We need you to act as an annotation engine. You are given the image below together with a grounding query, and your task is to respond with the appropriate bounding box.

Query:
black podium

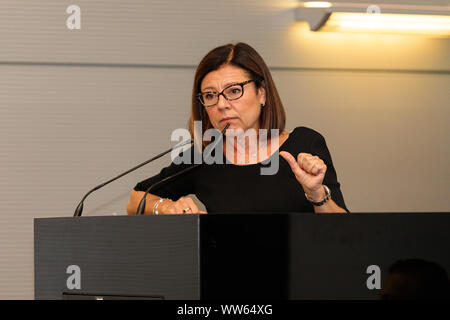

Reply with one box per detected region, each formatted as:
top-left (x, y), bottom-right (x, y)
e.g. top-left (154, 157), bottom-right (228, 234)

top-left (34, 213), bottom-right (450, 300)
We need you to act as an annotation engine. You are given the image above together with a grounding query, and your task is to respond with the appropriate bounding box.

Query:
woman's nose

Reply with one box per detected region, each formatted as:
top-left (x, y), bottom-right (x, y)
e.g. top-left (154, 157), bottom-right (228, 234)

top-left (216, 94), bottom-right (231, 110)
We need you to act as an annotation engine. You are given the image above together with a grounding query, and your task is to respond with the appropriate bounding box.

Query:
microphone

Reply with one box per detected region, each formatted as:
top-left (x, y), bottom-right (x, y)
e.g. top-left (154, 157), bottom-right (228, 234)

top-left (73, 138), bottom-right (194, 217)
top-left (136, 123), bottom-right (229, 215)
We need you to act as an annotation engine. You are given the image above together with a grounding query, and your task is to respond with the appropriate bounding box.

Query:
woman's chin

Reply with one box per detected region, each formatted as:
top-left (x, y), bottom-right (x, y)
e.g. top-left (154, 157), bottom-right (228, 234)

top-left (223, 124), bottom-right (243, 133)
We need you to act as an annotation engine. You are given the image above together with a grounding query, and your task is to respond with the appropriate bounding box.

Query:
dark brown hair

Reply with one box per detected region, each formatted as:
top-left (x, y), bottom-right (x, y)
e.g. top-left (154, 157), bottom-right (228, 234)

top-left (189, 42), bottom-right (286, 148)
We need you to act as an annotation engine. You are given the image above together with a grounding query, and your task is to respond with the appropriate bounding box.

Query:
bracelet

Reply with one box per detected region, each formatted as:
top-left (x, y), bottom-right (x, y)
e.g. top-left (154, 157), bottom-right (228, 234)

top-left (153, 198), bottom-right (170, 215)
top-left (305, 185), bottom-right (331, 206)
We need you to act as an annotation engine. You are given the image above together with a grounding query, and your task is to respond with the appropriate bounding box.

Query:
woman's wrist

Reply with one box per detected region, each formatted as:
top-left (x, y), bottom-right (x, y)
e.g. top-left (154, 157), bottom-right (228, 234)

top-left (152, 198), bottom-right (171, 215)
top-left (305, 185), bottom-right (327, 203)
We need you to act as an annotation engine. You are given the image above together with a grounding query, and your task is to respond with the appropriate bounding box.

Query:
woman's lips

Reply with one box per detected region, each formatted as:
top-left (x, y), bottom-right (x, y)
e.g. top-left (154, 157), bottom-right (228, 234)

top-left (220, 117), bottom-right (238, 122)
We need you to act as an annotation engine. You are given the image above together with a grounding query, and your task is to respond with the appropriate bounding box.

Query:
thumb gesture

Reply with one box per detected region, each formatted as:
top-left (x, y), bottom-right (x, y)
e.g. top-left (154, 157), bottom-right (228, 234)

top-left (279, 151), bottom-right (327, 195)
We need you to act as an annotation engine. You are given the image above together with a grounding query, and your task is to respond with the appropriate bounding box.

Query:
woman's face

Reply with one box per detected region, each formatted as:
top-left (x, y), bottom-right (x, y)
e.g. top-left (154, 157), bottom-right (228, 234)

top-left (200, 64), bottom-right (265, 133)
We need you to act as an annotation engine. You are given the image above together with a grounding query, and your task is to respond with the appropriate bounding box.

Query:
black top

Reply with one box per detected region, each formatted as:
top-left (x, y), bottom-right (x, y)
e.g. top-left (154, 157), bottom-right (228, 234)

top-left (134, 126), bottom-right (349, 213)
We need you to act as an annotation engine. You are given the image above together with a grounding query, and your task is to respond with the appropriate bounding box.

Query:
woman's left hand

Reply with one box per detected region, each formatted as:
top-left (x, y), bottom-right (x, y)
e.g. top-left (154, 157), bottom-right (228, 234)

top-left (280, 151), bottom-right (327, 202)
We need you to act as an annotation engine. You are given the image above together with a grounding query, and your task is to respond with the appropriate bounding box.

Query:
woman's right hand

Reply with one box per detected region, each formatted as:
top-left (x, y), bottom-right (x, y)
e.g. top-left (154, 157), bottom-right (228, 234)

top-left (158, 197), bottom-right (207, 214)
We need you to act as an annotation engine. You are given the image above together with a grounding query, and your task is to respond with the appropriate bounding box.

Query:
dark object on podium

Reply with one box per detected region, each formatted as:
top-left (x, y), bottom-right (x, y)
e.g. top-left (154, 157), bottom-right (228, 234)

top-left (34, 213), bottom-right (450, 300)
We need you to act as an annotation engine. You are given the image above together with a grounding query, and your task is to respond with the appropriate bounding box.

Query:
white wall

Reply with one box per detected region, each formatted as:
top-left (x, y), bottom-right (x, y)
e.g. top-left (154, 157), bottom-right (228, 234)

top-left (0, 0), bottom-right (449, 299)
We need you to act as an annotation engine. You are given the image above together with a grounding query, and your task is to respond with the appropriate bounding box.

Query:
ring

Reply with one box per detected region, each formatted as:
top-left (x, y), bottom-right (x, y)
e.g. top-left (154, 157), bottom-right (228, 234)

top-left (183, 208), bottom-right (191, 213)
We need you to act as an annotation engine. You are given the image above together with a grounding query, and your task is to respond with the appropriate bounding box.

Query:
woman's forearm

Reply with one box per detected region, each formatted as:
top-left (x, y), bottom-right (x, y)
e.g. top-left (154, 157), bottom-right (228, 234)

top-left (126, 190), bottom-right (161, 215)
top-left (313, 199), bottom-right (347, 214)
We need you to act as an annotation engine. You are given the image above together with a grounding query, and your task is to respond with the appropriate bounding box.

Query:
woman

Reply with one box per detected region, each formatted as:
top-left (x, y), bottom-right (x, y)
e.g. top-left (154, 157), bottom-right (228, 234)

top-left (127, 43), bottom-right (348, 215)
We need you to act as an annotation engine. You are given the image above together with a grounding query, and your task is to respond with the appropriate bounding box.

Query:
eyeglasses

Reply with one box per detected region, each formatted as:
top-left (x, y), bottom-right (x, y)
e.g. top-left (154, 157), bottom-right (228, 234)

top-left (197, 80), bottom-right (254, 108)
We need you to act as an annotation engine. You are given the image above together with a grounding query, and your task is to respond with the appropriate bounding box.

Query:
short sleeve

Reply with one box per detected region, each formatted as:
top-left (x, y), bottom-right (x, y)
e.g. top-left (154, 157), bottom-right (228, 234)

top-left (133, 147), bottom-right (198, 200)
top-left (310, 133), bottom-right (349, 212)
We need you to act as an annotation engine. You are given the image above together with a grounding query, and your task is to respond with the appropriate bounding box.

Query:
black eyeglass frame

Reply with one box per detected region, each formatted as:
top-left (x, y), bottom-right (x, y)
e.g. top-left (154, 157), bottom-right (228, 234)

top-left (196, 80), bottom-right (255, 108)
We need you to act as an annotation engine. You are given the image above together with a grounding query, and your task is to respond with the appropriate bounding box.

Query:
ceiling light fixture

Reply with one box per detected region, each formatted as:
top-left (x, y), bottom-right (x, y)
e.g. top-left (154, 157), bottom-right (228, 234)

top-left (295, 2), bottom-right (450, 36)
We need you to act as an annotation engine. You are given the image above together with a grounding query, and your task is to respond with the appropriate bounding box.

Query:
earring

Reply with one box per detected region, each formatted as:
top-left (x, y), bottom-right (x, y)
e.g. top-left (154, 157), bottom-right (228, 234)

top-left (261, 103), bottom-right (266, 108)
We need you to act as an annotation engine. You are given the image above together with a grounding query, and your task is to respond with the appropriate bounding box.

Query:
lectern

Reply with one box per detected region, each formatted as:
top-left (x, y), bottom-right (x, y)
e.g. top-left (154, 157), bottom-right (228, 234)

top-left (34, 213), bottom-right (450, 299)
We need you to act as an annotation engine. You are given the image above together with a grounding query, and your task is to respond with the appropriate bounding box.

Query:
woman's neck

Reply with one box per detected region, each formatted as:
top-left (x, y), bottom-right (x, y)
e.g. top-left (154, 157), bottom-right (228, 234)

top-left (223, 130), bottom-right (289, 165)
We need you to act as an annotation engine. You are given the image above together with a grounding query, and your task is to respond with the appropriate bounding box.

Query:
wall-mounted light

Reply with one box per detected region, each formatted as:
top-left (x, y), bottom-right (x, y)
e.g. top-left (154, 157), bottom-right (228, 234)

top-left (295, 2), bottom-right (450, 36)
